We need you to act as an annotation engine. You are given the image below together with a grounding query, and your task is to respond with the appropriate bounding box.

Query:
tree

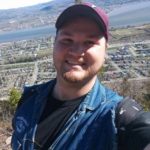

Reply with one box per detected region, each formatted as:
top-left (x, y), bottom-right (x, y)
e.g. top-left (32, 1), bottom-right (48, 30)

top-left (9, 87), bottom-right (21, 107)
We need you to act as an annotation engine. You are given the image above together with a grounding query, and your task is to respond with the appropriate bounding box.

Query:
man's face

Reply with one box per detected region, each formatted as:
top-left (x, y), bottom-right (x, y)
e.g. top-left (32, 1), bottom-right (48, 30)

top-left (53, 17), bottom-right (107, 84)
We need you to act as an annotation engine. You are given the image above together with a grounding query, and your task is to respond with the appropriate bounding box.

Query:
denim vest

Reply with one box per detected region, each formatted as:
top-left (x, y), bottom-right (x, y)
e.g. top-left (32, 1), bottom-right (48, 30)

top-left (11, 79), bottom-right (123, 150)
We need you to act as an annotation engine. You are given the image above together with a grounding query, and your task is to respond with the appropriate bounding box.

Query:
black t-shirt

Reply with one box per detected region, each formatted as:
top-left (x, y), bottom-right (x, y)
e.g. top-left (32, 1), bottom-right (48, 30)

top-left (34, 95), bottom-right (84, 149)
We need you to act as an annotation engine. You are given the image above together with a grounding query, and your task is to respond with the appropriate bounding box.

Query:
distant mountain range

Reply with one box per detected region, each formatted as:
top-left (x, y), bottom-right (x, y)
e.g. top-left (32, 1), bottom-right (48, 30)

top-left (0, 0), bottom-right (148, 16)
top-left (0, 0), bottom-right (149, 33)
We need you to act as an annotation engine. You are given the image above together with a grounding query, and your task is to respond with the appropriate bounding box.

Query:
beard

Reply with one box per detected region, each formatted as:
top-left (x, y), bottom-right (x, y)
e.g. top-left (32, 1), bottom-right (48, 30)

top-left (63, 71), bottom-right (84, 83)
top-left (62, 67), bottom-right (98, 84)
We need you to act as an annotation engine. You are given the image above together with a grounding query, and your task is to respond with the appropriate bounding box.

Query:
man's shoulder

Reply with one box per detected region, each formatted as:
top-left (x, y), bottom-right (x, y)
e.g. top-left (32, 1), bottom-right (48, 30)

top-left (24, 79), bottom-right (55, 93)
top-left (115, 97), bottom-right (143, 127)
top-left (116, 97), bottom-right (150, 150)
top-left (17, 79), bottom-right (56, 108)
top-left (102, 84), bottom-right (123, 103)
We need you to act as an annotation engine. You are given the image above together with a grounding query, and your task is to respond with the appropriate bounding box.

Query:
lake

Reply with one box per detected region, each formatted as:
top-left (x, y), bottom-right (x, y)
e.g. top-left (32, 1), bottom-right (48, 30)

top-left (109, 1), bottom-right (150, 27)
top-left (0, 26), bottom-right (56, 43)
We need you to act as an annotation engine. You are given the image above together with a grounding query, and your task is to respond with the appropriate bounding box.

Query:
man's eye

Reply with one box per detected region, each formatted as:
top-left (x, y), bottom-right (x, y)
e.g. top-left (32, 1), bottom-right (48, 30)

top-left (61, 39), bottom-right (73, 44)
top-left (85, 41), bottom-right (95, 45)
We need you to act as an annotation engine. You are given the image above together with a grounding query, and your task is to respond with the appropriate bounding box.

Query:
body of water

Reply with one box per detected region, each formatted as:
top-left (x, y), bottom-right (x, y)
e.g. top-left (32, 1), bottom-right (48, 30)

top-left (0, 1), bottom-right (150, 43)
top-left (0, 26), bottom-right (56, 43)
top-left (109, 1), bottom-right (150, 27)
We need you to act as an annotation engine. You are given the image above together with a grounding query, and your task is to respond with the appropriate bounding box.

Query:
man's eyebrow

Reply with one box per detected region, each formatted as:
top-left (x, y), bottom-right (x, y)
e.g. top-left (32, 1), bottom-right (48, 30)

top-left (59, 31), bottom-right (72, 36)
top-left (58, 31), bottom-right (102, 38)
top-left (87, 34), bottom-right (103, 39)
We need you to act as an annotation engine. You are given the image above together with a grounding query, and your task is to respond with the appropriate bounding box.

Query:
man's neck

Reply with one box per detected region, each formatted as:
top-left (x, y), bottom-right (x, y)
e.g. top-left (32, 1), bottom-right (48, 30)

top-left (52, 77), bottom-right (97, 101)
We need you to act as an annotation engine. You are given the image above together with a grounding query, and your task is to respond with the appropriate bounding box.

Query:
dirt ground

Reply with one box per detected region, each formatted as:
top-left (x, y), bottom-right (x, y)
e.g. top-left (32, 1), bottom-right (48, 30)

top-left (0, 122), bottom-right (12, 150)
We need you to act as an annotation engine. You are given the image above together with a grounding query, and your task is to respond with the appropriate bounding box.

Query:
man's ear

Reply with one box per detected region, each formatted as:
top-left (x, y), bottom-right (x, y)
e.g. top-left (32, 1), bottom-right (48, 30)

top-left (54, 36), bottom-right (57, 42)
top-left (54, 36), bottom-right (57, 45)
top-left (106, 43), bottom-right (109, 49)
top-left (104, 43), bottom-right (108, 61)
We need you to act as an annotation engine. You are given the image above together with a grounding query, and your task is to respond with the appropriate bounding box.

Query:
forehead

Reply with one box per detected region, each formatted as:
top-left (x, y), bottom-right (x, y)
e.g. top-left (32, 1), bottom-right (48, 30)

top-left (57, 17), bottom-right (102, 37)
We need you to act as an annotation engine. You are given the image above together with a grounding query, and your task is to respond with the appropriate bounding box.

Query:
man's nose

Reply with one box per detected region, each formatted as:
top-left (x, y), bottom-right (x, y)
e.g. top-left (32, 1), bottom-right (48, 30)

top-left (69, 43), bottom-right (85, 56)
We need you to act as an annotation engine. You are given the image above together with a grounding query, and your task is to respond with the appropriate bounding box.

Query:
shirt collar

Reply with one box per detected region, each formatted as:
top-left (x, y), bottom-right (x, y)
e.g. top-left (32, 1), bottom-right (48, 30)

top-left (78, 78), bottom-right (107, 111)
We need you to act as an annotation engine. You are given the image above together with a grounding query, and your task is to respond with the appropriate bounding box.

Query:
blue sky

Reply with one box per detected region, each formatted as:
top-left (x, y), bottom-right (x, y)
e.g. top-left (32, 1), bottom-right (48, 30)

top-left (0, 0), bottom-right (53, 9)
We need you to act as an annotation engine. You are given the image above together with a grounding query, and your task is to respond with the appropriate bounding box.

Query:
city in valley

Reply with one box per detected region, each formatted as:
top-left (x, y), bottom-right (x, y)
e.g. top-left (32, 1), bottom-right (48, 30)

top-left (0, 24), bottom-right (149, 101)
top-left (0, 0), bottom-right (150, 101)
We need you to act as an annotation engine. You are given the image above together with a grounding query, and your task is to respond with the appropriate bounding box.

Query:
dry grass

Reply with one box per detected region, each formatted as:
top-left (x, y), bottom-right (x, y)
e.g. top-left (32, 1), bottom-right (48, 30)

top-left (0, 101), bottom-right (13, 150)
top-left (0, 121), bottom-right (12, 150)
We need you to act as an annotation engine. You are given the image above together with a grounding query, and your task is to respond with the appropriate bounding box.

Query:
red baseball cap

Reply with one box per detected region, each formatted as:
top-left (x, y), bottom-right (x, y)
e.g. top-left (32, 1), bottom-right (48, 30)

top-left (55, 2), bottom-right (109, 41)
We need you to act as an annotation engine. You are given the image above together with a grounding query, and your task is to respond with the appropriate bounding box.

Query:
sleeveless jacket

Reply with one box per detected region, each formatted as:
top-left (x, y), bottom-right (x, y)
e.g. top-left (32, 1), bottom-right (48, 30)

top-left (11, 78), bottom-right (123, 150)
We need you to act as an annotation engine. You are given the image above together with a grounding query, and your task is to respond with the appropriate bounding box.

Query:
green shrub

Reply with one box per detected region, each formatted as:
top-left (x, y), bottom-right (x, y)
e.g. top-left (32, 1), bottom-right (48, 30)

top-left (9, 87), bottom-right (21, 107)
top-left (0, 87), bottom-right (21, 122)
top-left (141, 94), bottom-right (150, 111)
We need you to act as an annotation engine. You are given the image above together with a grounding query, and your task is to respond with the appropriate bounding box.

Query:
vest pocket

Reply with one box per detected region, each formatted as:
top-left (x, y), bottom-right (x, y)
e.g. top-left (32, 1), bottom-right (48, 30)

top-left (11, 134), bottom-right (22, 150)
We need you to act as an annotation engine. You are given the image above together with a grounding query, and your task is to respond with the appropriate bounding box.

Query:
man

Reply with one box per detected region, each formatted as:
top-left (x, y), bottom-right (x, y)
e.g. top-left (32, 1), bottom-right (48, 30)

top-left (11, 2), bottom-right (150, 150)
